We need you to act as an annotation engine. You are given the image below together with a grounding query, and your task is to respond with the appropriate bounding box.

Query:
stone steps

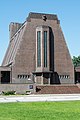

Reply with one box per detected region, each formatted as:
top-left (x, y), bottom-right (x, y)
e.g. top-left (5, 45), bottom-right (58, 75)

top-left (36, 85), bottom-right (80, 94)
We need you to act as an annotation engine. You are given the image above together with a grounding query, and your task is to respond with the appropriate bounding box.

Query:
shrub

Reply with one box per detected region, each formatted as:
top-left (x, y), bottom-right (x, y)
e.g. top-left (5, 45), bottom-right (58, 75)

top-left (2, 91), bottom-right (16, 95)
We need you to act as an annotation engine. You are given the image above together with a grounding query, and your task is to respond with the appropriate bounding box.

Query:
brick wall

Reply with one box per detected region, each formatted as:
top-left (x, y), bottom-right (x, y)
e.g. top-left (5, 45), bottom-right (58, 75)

top-left (0, 84), bottom-right (35, 94)
top-left (2, 13), bottom-right (74, 84)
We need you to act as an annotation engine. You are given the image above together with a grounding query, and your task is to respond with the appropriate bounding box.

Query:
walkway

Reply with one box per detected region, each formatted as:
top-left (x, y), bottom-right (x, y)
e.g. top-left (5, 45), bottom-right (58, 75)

top-left (0, 94), bottom-right (80, 103)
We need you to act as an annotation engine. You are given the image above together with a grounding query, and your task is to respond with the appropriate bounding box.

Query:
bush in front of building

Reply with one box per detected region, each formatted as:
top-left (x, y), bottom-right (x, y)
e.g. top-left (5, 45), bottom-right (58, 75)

top-left (2, 91), bottom-right (16, 95)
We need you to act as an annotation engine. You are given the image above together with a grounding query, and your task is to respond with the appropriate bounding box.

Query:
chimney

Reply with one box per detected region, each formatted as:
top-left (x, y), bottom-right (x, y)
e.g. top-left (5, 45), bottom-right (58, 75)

top-left (9, 22), bottom-right (22, 39)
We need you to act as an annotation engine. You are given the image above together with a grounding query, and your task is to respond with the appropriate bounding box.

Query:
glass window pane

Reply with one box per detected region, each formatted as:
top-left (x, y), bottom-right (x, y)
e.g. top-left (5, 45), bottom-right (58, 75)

top-left (44, 31), bottom-right (47, 67)
top-left (37, 31), bottom-right (41, 67)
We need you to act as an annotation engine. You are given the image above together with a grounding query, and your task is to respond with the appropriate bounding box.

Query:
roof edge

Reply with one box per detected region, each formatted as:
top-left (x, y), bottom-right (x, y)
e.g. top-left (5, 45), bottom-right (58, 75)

top-left (27, 12), bottom-right (59, 22)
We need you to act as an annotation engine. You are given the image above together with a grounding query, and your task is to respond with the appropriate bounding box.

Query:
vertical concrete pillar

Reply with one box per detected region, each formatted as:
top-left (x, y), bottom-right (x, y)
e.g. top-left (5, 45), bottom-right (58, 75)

top-left (0, 71), bottom-right (1, 83)
top-left (34, 75), bottom-right (36, 83)
top-left (48, 73), bottom-right (51, 85)
top-left (41, 73), bottom-right (43, 85)
top-left (10, 71), bottom-right (12, 83)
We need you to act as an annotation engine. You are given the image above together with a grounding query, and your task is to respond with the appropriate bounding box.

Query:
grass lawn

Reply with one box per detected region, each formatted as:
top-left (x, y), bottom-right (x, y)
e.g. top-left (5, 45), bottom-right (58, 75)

top-left (0, 101), bottom-right (80, 120)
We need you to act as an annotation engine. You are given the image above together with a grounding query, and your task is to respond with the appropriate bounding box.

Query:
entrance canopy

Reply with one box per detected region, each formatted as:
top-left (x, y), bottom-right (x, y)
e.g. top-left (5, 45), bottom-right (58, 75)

top-left (0, 66), bottom-right (11, 71)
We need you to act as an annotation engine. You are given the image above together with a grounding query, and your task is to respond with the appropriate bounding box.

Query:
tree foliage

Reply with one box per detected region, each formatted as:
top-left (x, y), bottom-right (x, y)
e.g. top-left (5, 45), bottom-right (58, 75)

top-left (72, 56), bottom-right (80, 67)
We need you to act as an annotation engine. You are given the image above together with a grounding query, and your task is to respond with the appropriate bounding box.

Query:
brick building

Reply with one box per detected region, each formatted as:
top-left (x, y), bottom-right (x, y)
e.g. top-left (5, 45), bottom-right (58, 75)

top-left (0, 12), bottom-right (74, 93)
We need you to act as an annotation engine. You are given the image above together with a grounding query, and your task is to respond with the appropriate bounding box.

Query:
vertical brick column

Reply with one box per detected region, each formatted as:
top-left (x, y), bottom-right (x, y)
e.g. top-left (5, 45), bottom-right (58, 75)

top-left (0, 71), bottom-right (1, 83)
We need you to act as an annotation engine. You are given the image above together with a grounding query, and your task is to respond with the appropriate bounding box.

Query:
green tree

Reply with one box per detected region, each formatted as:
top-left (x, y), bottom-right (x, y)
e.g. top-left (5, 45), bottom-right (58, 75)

top-left (72, 56), bottom-right (80, 67)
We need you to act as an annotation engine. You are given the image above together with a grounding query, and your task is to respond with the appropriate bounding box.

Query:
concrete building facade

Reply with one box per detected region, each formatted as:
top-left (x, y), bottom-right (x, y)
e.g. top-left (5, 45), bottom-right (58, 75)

top-left (0, 12), bottom-right (74, 93)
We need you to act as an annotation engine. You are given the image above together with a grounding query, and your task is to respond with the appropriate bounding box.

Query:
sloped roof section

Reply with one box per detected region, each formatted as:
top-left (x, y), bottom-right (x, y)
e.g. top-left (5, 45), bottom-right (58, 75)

top-left (2, 22), bottom-right (26, 66)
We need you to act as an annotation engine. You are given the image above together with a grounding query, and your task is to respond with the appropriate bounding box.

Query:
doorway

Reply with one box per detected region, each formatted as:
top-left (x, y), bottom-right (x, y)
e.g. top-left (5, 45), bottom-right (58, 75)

top-left (1, 71), bottom-right (10, 84)
top-left (75, 72), bottom-right (80, 83)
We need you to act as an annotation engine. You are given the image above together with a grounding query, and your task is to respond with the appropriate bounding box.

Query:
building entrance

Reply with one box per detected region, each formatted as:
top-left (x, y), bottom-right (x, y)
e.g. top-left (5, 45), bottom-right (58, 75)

top-left (1, 71), bottom-right (10, 84)
top-left (75, 72), bottom-right (80, 83)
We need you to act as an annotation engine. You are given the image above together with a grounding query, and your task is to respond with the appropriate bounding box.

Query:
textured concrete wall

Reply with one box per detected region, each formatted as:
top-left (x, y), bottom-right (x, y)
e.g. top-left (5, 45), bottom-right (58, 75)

top-left (0, 84), bottom-right (35, 94)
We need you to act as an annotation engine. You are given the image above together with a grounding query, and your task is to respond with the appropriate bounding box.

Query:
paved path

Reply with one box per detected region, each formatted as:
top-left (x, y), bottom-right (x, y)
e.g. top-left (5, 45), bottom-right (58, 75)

top-left (0, 94), bottom-right (80, 103)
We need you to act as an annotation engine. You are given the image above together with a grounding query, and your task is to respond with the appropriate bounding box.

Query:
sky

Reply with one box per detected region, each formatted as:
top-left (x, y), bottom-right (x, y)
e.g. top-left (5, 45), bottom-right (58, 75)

top-left (0, 0), bottom-right (80, 65)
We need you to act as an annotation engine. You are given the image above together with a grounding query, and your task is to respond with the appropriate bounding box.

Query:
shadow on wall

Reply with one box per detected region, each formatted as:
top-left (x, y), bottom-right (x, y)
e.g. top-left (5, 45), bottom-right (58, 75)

top-left (49, 27), bottom-right (54, 72)
top-left (50, 72), bottom-right (61, 84)
top-left (49, 28), bottom-right (61, 84)
top-left (52, 72), bottom-right (61, 84)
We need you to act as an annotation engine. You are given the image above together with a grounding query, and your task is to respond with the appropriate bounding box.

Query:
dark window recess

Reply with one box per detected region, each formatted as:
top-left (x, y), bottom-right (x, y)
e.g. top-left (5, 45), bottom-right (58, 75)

top-left (37, 31), bottom-right (41, 67)
top-left (17, 74), bottom-right (30, 79)
top-left (44, 31), bottom-right (47, 67)
top-left (1, 71), bottom-right (10, 84)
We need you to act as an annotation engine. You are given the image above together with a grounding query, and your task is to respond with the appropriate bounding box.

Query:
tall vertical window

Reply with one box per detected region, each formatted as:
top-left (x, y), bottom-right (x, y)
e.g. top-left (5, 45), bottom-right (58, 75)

top-left (37, 31), bottom-right (41, 67)
top-left (44, 31), bottom-right (47, 67)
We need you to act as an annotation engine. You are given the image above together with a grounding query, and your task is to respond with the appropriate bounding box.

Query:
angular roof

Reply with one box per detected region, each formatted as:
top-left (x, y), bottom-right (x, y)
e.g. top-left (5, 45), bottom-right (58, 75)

top-left (2, 12), bottom-right (59, 66)
top-left (2, 22), bottom-right (26, 66)
top-left (27, 12), bottom-right (58, 21)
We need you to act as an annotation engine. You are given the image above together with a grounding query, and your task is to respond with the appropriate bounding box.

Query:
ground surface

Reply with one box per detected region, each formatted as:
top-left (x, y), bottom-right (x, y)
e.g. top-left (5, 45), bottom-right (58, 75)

top-left (0, 94), bottom-right (80, 102)
top-left (0, 101), bottom-right (80, 120)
